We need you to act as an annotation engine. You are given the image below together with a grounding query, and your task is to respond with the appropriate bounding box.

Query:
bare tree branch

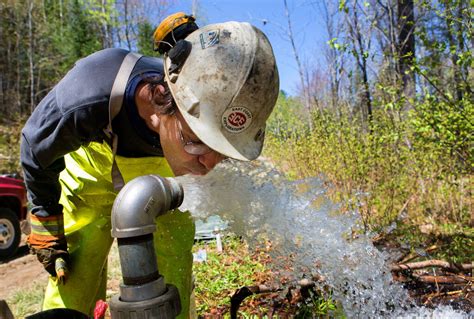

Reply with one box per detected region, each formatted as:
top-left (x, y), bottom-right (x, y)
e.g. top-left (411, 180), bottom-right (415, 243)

top-left (283, 0), bottom-right (313, 129)
top-left (391, 260), bottom-right (474, 273)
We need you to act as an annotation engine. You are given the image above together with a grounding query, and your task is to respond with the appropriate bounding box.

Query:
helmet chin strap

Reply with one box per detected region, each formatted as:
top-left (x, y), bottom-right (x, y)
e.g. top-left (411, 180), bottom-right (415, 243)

top-left (156, 40), bottom-right (173, 52)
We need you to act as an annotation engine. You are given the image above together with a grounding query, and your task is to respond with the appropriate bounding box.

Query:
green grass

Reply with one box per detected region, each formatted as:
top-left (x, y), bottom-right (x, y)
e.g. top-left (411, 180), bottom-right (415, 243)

top-left (192, 235), bottom-right (343, 318)
top-left (106, 241), bottom-right (122, 299)
top-left (295, 291), bottom-right (344, 319)
top-left (6, 281), bottom-right (45, 318)
top-left (192, 235), bottom-right (269, 316)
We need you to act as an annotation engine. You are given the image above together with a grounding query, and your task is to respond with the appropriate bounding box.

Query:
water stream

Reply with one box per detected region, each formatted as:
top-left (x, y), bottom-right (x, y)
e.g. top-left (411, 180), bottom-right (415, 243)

top-left (176, 160), bottom-right (470, 318)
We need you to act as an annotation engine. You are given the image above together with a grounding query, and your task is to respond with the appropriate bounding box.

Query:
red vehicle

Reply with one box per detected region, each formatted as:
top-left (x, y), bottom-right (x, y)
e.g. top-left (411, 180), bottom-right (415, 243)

top-left (0, 174), bottom-right (28, 260)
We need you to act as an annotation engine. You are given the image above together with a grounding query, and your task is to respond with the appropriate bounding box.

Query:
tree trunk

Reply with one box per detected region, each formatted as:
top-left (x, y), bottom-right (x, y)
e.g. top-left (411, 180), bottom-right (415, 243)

top-left (456, 0), bottom-right (471, 98)
top-left (397, 0), bottom-right (415, 102)
top-left (123, 0), bottom-right (132, 50)
top-left (347, 1), bottom-right (372, 125)
top-left (15, 6), bottom-right (22, 114)
top-left (443, 0), bottom-right (471, 102)
top-left (101, 0), bottom-right (113, 48)
top-left (59, 0), bottom-right (63, 41)
top-left (192, 0), bottom-right (198, 16)
top-left (28, 0), bottom-right (35, 112)
top-left (321, 0), bottom-right (344, 116)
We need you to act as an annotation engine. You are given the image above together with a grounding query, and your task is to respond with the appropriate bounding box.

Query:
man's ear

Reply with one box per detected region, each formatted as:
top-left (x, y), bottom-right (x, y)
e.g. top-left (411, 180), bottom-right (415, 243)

top-left (154, 83), bottom-right (166, 95)
top-left (151, 83), bottom-right (173, 109)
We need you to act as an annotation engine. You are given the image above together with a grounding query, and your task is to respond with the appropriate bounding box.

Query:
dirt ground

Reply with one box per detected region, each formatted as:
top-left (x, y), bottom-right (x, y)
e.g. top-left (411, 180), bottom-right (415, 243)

top-left (0, 235), bottom-right (122, 301)
top-left (0, 236), bottom-right (48, 301)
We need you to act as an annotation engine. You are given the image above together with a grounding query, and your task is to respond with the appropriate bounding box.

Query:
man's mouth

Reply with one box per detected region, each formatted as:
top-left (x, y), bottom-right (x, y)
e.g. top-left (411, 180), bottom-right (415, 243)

top-left (188, 167), bottom-right (209, 176)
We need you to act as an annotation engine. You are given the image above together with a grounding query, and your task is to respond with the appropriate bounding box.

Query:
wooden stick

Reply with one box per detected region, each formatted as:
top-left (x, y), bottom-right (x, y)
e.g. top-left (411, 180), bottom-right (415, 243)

top-left (394, 272), bottom-right (472, 284)
top-left (414, 275), bottom-right (471, 285)
top-left (391, 260), bottom-right (474, 273)
top-left (230, 285), bottom-right (282, 319)
top-left (397, 245), bottom-right (439, 264)
top-left (230, 277), bottom-right (325, 319)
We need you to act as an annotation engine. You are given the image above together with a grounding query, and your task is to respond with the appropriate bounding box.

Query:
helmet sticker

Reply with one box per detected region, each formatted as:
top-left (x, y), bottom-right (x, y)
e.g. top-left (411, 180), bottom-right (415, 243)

top-left (200, 30), bottom-right (220, 49)
top-left (222, 107), bottom-right (253, 133)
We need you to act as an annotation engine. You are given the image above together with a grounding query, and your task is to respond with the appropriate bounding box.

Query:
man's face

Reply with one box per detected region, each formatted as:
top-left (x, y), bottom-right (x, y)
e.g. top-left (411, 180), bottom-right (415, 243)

top-left (158, 110), bottom-right (227, 176)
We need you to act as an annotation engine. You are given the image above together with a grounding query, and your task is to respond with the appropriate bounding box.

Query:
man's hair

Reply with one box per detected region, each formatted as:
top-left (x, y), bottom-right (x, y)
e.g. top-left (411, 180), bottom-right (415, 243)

top-left (141, 75), bottom-right (177, 115)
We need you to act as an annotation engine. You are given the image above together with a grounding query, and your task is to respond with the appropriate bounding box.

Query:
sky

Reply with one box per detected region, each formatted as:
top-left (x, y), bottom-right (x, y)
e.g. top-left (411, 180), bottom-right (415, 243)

top-left (167, 0), bottom-right (328, 96)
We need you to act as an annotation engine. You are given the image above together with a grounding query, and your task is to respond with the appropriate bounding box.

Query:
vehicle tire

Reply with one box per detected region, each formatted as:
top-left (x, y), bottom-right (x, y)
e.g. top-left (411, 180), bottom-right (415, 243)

top-left (0, 208), bottom-right (21, 260)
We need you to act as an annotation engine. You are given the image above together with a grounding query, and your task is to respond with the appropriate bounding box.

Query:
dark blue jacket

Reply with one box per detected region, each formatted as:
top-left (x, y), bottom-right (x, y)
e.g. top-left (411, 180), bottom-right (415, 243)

top-left (21, 48), bottom-right (165, 216)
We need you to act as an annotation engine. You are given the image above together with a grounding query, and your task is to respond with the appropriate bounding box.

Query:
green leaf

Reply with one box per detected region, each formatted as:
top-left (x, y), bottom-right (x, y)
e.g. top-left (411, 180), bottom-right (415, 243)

top-left (338, 0), bottom-right (347, 11)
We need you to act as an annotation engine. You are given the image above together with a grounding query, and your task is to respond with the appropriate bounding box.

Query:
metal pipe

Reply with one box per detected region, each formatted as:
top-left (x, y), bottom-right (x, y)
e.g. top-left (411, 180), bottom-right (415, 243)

top-left (110, 175), bottom-right (184, 319)
top-left (111, 175), bottom-right (183, 238)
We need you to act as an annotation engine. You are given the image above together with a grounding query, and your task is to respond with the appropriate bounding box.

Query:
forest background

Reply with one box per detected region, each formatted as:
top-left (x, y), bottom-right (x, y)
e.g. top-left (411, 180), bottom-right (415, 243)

top-left (0, 0), bottom-right (472, 270)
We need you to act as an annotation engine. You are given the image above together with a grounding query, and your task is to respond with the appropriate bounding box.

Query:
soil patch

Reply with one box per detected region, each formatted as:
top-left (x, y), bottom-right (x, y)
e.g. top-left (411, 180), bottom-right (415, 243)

top-left (0, 236), bottom-right (48, 300)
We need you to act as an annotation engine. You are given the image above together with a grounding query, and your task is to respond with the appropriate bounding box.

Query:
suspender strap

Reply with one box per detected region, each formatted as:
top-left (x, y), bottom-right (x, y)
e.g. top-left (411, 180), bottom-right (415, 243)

top-left (105, 52), bottom-right (142, 191)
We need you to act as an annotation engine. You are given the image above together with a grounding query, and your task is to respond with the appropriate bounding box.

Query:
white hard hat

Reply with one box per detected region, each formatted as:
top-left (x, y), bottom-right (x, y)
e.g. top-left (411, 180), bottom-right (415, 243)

top-left (164, 21), bottom-right (279, 161)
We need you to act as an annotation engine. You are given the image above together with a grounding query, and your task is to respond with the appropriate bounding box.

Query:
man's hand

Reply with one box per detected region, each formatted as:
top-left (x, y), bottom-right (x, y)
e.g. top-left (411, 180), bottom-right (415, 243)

top-left (27, 213), bottom-right (70, 283)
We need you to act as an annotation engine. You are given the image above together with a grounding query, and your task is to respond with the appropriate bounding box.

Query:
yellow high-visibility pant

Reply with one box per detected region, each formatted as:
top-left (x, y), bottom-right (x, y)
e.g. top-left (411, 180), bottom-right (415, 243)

top-left (42, 142), bottom-right (195, 318)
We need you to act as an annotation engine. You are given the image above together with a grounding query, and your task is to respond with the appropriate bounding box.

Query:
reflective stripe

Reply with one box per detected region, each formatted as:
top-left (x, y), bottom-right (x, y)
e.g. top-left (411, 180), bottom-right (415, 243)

top-left (30, 214), bottom-right (63, 222)
top-left (30, 215), bottom-right (64, 236)
top-left (30, 219), bottom-right (64, 226)
top-left (30, 224), bottom-right (64, 236)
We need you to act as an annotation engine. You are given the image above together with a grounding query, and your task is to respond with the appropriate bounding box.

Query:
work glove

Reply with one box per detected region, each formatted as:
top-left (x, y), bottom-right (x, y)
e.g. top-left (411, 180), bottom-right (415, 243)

top-left (27, 213), bottom-right (70, 284)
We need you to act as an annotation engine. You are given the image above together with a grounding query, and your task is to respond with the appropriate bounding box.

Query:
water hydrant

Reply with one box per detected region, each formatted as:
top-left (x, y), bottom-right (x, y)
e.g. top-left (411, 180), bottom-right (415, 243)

top-left (109, 175), bottom-right (184, 319)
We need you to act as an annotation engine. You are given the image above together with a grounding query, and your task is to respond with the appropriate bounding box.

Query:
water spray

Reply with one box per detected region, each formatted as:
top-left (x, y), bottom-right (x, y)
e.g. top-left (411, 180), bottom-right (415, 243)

top-left (177, 160), bottom-right (471, 318)
top-left (109, 175), bottom-right (183, 319)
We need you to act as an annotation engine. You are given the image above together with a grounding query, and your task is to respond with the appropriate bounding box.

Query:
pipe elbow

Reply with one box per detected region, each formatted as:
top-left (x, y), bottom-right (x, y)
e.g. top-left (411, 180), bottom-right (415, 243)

top-left (111, 175), bottom-right (183, 238)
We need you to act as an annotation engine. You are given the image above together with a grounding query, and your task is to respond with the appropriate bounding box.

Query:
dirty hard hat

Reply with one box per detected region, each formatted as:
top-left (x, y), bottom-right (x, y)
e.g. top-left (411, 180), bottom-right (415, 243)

top-left (164, 21), bottom-right (280, 161)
